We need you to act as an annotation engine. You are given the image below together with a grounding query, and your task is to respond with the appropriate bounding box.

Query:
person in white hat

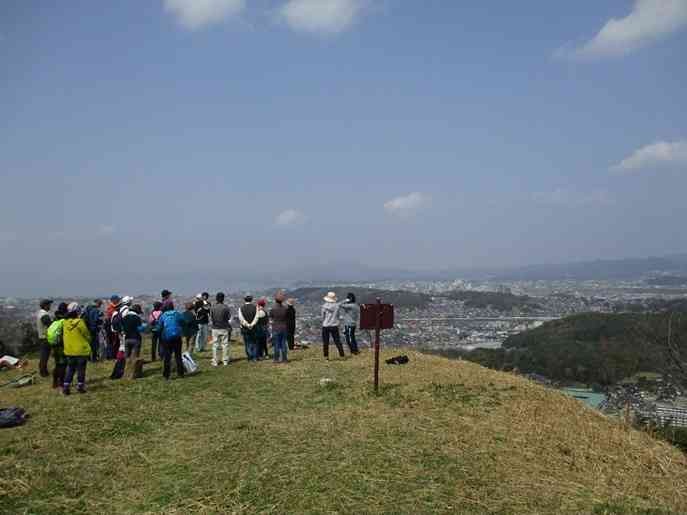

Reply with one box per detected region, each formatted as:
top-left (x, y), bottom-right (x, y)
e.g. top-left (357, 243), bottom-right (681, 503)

top-left (321, 292), bottom-right (344, 359)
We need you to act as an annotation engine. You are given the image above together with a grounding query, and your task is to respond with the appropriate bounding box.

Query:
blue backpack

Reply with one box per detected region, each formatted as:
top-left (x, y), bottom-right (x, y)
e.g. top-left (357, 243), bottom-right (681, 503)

top-left (160, 311), bottom-right (182, 340)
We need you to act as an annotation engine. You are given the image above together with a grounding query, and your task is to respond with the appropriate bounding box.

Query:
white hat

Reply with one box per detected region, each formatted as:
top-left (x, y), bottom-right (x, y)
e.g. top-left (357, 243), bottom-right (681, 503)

top-left (67, 302), bottom-right (80, 314)
top-left (323, 292), bottom-right (337, 303)
top-left (195, 293), bottom-right (203, 299)
top-left (121, 296), bottom-right (133, 305)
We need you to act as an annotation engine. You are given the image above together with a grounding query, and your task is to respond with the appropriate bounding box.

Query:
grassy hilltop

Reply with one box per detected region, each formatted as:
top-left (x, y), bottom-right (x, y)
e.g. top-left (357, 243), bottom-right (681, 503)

top-left (1, 342), bottom-right (686, 514)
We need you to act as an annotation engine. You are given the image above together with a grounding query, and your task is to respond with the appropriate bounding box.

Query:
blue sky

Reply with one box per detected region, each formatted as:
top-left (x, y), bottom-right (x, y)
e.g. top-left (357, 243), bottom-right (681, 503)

top-left (1, 1), bottom-right (687, 296)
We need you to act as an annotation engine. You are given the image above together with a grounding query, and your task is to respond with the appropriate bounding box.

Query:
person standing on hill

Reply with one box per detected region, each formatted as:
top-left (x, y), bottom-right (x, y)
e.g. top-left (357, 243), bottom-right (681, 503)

top-left (62, 303), bottom-right (92, 394)
top-left (238, 295), bottom-right (259, 362)
top-left (83, 299), bottom-right (103, 362)
top-left (46, 302), bottom-right (69, 389)
top-left (286, 299), bottom-right (296, 351)
top-left (321, 292), bottom-right (345, 360)
top-left (122, 304), bottom-right (146, 377)
top-left (182, 302), bottom-right (199, 353)
top-left (256, 298), bottom-right (269, 360)
top-left (210, 292), bottom-right (232, 367)
top-left (160, 289), bottom-right (174, 312)
top-left (269, 292), bottom-right (289, 363)
top-left (36, 299), bottom-right (53, 377)
top-left (339, 293), bottom-right (360, 355)
top-left (148, 301), bottom-right (163, 362)
top-left (157, 303), bottom-right (185, 380)
top-left (104, 295), bottom-right (121, 360)
top-left (194, 292), bottom-right (211, 353)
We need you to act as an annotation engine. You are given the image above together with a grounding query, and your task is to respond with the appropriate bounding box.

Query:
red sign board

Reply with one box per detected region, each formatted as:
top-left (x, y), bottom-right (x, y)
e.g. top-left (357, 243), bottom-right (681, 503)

top-left (360, 303), bottom-right (394, 330)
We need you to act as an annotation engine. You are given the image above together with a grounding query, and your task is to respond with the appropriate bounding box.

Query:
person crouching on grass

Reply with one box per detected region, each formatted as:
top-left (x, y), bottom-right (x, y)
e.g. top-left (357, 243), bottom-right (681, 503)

top-left (62, 302), bottom-right (92, 395)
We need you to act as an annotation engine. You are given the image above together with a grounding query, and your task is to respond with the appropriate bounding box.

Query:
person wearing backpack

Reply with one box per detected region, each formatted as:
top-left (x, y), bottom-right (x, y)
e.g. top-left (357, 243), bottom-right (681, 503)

top-left (62, 303), bottom-right (92, 394)
top-left (122, 304), bottom-right (146, 379)
top-left (157, 303), bottom-right (185, 380)
top-left (148, 301), bottom-right (163, 361)
top-left (47, 303), bottom-right (69, 389)
top-left (111, 296), bottom-right (133, 357)
top-left (83, 299), bottom-right (103, 362)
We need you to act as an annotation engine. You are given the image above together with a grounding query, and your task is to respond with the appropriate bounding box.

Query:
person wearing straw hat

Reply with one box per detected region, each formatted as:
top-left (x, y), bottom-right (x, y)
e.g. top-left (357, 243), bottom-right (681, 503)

top-left (321, 292), bottom-right (345, 360)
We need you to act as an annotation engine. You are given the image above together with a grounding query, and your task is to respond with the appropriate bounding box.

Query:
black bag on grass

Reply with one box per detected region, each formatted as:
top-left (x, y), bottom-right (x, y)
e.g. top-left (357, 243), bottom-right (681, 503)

top-left (110, 358), bottom-right (125, 380)
top-left (0, 407), bottom-right (27, 428)
top-left (385, 355), bottom-right (409, 365)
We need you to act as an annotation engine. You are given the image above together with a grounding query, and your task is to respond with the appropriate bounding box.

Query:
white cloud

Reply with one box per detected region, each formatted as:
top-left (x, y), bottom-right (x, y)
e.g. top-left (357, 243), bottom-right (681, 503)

top-left (280, 0), bottom-right (367, 34)
top-left (612, 140), bottom-right (687, 172)
top-left (384, 192), bottom-right (431, 218)
top-left (563, 0), bottom-right (687, 59)
top-left (163, 0), bottom-right (245, 30)
top-left (275, 209), bottom-right (307, 226)
top-left (98, 224), bottom-right (116, 235)
top-left (532, 189), bottom-right (613, 207)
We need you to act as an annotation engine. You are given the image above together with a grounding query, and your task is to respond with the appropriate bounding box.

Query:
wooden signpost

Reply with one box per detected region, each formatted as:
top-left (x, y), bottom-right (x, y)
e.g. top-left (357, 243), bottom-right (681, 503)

top-left (360, 298), bottom-right (395, 393)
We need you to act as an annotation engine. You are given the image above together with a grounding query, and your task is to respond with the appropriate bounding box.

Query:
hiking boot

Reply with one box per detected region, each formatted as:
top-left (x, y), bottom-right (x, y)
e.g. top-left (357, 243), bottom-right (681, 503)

top-left (62, 385), bottom-right (71, 396)
top-left (77, 383), bottom-right (86, 394)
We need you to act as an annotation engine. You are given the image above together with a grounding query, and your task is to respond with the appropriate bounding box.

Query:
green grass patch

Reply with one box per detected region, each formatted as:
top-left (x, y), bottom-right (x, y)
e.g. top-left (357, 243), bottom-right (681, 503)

top-left (1, 340), bottom-right (686, 514)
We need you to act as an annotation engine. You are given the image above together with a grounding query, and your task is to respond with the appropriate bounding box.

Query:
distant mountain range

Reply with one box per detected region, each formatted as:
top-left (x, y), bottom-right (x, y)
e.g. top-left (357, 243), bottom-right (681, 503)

top-left (279, 254), bottom-right (687, 284)
top-left (6, 254), bottom-right (687, 298)
top-left (487, 254), bottom-right (687, 282)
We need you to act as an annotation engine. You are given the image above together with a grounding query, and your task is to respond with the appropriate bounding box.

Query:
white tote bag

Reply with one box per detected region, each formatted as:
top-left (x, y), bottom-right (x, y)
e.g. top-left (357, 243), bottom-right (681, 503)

top-left (181, 352), bottom-right (199, 374)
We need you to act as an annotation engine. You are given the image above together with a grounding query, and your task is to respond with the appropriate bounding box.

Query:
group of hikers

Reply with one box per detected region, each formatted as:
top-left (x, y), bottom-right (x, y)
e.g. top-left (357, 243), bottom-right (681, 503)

top-left (34, 289), bottom-right (361, 395)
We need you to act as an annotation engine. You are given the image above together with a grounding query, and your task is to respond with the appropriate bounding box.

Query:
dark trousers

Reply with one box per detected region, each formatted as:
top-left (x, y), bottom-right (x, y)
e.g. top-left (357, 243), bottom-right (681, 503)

top-left (242, 329), bottom-right (258, 361)
top-left (287, 331), bottom-right (295, 350)
top-left (39, 339), bottom-right (51, 377)
top-left (151, 332), bottom-right (160, 361)
top-left (106, 331), bottom-right (118, 360)
top-left (64, 356), bottom-right (87, 386)
top-left (322, 327), bottom-right (344, 358)
top-left (89, 330), bottom-right (99, 362)
top-left (257, 328), bottom-right (269, 359)
top-left (52, 362), bottom-right (66, 388)
top-left (344, 326), bottom-right (359, 354)
top-left (273, 331), bottom-right (288, 363)
top-left (162, 338), bottom-right (184, 380)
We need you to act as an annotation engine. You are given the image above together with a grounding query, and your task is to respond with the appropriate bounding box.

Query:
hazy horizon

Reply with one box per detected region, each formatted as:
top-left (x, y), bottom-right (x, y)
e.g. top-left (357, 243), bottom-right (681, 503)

top-left (2, 1), bottom-right (686, 297)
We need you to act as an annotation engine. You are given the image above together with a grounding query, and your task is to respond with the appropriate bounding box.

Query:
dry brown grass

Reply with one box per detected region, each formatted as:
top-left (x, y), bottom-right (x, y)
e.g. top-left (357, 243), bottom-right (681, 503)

top-left (1, 342), bottom-right (685, 514)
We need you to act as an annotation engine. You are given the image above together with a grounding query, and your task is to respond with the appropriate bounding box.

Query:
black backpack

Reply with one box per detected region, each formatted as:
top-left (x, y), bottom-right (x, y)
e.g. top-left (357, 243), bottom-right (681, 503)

top-left (111, 309), bottom-right (124, 333)
top-left (0, 407), bottom-right (28, 428)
